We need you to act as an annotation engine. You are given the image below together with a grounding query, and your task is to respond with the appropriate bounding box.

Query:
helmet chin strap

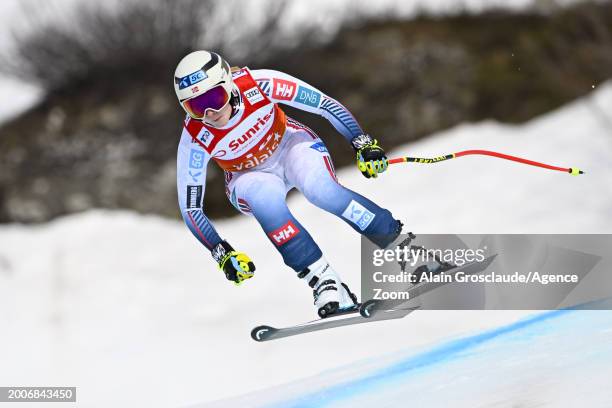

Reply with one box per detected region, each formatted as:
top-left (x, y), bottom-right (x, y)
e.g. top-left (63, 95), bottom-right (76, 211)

top-left (229, 87), bottom-right (241, 116)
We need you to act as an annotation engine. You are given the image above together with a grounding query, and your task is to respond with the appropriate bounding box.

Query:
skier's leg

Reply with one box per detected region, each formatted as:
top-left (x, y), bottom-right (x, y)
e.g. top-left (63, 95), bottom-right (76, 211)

top-left (228, 168), bottom-right (358, 315)
top-left (283, 125), bottom-right (402, 249)
top-left (227, 170), bottom-right (322, 272)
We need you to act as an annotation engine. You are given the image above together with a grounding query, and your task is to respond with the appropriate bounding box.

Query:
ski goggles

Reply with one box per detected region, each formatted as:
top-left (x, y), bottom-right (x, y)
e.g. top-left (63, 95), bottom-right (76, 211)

top-left (182, 85), bottom-right (230, 119)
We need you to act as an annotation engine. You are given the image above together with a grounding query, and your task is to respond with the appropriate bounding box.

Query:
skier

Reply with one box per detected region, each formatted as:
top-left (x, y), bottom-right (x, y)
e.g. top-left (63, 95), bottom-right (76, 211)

top-left (174, 50), bottom-right (404, 317)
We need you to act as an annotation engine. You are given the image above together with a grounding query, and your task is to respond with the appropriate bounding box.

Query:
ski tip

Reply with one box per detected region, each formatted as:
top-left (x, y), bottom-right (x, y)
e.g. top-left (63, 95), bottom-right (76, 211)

top-left (251, 325), bottom-right (277, 342)
top-left (359, 299), bottom-right (380, 318)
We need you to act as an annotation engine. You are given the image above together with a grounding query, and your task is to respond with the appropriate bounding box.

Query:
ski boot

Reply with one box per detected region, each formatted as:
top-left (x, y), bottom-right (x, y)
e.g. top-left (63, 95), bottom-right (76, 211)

top-left (298, 257), bottom-right (358, 318)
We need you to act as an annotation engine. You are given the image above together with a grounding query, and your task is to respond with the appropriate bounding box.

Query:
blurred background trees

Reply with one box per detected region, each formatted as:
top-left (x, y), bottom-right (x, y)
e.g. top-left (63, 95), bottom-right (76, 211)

top-left (0, 0), bottom-right (610, 223)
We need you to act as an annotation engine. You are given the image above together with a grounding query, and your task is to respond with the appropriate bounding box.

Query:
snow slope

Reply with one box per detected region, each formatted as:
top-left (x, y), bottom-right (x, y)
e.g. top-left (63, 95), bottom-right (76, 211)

top-left (0, 83), bottom-right (611, 407)
top-left (202, 306), bottom-right (612, 407)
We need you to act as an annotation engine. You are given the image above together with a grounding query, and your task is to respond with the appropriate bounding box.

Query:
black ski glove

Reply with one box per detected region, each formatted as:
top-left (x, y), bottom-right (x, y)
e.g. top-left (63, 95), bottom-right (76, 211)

top-left (211, 240), bottom-right (255, 285)
top-left (351, 134), bottom-right (389, 179)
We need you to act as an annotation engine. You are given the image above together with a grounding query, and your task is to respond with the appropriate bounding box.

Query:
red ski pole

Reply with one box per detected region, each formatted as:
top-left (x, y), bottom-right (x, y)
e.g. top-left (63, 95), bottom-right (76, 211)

top-left (388, 149), bottom-right (584, 175)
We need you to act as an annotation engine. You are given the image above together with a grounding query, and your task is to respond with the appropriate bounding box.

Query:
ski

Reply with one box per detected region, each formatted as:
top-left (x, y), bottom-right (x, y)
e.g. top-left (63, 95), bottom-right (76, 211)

top-left (251, 306), bottom-right (419, 342)
top-left (250, 254), bottom-right (497, 342)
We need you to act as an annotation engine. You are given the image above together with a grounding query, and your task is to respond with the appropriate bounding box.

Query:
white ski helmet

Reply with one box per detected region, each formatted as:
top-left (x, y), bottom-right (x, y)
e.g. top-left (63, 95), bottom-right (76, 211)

top-left (174, 50), bottom-right (233, 121)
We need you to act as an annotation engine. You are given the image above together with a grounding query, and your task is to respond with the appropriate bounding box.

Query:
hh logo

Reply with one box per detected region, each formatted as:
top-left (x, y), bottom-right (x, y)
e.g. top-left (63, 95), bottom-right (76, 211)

top-left (268, 221), bottom-right (300, 246)
top-left (342, 200), bottom-right (375, 231)
top-left (272, 79), bottom-right (296, 101)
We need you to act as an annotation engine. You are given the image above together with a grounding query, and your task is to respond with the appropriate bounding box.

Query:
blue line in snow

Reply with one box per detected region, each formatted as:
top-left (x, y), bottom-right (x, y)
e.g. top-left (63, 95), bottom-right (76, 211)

top-left (274, 308), bottom-right (573, 408)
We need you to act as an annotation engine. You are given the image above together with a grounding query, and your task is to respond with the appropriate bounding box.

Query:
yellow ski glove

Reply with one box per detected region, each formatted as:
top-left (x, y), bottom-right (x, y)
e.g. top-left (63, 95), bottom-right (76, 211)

top-left (351, 134), bottom-right (389, 179)
top-left (212, 241), bottom-right (255, 285)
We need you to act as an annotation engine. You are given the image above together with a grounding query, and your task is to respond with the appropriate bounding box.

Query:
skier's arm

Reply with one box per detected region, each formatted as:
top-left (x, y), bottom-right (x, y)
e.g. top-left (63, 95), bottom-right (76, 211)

top-left (250, 69), bottom-right (364, 143)
top-left (251, 69), bottom-right (388, 178)
top-left (176, 128), bottom-right (222, 250)
top-left (177, 128), bottom-right (256, 284)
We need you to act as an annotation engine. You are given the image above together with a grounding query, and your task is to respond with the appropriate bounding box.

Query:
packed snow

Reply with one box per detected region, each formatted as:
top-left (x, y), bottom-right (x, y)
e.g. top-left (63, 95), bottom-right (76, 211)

top-left (202, 307), bottom-right (612, 407)
top-left (1, 82), bottom-right (610, 407)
